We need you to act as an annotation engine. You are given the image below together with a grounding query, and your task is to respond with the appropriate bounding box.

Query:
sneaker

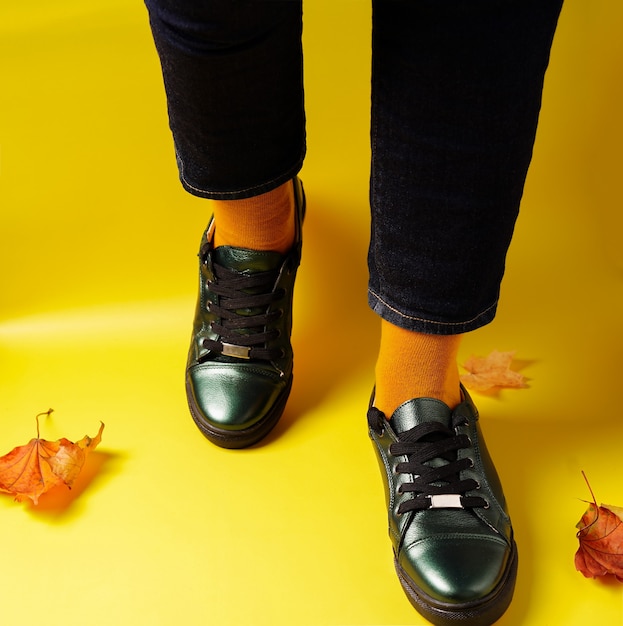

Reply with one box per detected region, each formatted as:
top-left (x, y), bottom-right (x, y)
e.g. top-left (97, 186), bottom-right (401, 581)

top-left (367, 387), bottom-right (517, 625)
top-left (185, 178), bottom-right (305, 448)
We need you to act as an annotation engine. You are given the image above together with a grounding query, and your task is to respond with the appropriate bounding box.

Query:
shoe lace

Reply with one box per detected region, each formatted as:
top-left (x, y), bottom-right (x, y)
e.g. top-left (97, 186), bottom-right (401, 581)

top-left (202, 260), bottom-right (285, 361)
top-left (369, 408), bottom-right (488, 514)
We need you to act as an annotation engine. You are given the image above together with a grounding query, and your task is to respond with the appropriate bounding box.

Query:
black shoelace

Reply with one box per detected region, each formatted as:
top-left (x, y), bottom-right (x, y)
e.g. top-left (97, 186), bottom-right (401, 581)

top-left (369, 408), bottom-right (488, 514)
top-left (201, 261), bottom-right (285, 361)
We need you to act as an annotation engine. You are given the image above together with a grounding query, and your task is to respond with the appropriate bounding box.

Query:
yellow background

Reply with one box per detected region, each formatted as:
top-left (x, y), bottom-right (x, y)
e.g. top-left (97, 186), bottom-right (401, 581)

top-left (1, 1), bottom-right (622, 624)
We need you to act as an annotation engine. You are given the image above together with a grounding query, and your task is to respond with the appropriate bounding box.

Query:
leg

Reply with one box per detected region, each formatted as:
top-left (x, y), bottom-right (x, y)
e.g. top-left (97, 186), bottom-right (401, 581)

top-left (368, 0), bottom-right (563, 623)
top-left (369, 0), bottom-right (562, 335)
top-left (145, 0), bottom-right (306, 447)
top-left (145, 0), bottom-right (305, 198)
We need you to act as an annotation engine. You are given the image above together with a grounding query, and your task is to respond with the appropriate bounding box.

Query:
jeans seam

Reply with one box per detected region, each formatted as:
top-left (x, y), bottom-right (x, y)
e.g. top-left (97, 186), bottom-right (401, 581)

top-left (368, 288), bottom-right (498, 329)
top-left (177, 150), bottom-right (303, 199)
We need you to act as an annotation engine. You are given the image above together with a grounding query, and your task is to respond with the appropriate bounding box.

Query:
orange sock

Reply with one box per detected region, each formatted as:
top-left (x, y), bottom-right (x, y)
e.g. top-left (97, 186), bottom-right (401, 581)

top-left (374, 320), bottom-right (462, 418)
top-left (211, 181), bottom-right (295, 253)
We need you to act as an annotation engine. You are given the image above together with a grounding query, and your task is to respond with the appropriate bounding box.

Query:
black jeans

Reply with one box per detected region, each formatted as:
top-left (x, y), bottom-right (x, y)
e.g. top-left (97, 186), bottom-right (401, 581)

top-left (146, 0), bottom-right (563, 334)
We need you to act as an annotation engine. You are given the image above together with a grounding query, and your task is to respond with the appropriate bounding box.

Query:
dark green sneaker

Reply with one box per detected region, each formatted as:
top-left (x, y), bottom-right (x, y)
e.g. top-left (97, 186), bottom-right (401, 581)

top-left (368, 387), bottom-right (517, 626)
top-left (185, 178), bottom-right (305, 448)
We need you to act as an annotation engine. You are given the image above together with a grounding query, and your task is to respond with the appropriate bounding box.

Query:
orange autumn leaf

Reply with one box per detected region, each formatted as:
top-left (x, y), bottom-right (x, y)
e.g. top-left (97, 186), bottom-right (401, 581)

top-left (460, 350), bottom-right (528, 393)
top-left (575, 473), bottom-right (623, 581)
top-left (0, 410), bottom-right (104, 505)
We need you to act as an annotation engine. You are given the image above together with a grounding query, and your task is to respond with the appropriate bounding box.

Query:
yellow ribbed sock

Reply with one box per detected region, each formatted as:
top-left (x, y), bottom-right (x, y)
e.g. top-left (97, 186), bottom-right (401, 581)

top-left (212, 181), bottom-right (295, 254)
top-left (374, 320), bottom-right (462, 418)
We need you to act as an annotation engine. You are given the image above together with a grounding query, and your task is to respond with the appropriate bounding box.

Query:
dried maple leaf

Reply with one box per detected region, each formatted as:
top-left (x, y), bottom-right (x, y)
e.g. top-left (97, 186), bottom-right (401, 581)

top-left (575, 472), bottom-right (623, 581)
top-left (460, 350), bottom-right (528, 393)
top-left (0, 410), bottom-right (104, 505)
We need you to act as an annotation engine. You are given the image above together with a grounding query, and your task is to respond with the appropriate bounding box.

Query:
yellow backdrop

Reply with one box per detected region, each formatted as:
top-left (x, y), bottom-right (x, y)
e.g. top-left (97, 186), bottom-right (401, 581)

top-left (1, 1), bottom-right (622, 624)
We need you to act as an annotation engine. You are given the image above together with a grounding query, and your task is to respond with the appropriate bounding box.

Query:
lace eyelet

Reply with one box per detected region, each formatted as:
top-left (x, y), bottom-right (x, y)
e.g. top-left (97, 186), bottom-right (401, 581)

top-left (372, 424), bottom-right (384, 436)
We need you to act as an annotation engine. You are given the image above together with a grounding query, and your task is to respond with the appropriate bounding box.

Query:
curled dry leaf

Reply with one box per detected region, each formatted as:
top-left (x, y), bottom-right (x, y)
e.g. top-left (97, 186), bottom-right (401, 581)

top-left (460, 350), bottom-right (528, 393)
top-left (575, 472), bottom-right (623, 581)
top-left (0, 410), bottom-right (104, 505)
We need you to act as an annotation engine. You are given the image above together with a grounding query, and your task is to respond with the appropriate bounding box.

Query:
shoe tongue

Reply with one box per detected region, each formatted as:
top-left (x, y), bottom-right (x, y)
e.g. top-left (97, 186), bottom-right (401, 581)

top-left (389, 397), bottom-right (453, 434)
top-left (213, 246), bottom-right (283, 273)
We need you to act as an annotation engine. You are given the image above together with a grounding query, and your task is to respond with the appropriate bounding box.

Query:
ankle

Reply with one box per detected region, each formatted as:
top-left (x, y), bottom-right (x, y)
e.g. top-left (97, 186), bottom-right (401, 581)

top-left (212, 181), bottom-right (296, 253)
top-left (374, 322), bottom-right (462, 417)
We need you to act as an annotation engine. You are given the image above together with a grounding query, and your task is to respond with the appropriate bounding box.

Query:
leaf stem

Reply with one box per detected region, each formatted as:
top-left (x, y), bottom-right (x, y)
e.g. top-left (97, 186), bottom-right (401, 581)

top-left (34, 408), bottom-right (54, 438)
top-left (581, 470), bottom-right (597, 506)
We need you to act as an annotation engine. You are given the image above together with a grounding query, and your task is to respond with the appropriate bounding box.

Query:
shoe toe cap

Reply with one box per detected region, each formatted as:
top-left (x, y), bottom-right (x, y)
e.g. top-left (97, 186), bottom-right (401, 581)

top-left (400, 535), bottom-right (511, 605)
top-left (187, 362), bottom-right (287, 430)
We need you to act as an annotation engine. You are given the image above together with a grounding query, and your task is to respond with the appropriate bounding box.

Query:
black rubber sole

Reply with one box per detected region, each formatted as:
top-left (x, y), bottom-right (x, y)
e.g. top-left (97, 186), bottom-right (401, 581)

top-left (185, 375), bottom-right (292, 449)
top-left (395, 540), bottom-right (518, 626)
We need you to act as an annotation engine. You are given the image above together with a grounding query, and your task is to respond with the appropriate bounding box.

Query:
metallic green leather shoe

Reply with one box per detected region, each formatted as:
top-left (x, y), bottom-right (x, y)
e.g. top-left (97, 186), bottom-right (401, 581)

top-left (368, 387), bottom-right (517, 626)
top-left (185, 178), bottom-right (305, 448)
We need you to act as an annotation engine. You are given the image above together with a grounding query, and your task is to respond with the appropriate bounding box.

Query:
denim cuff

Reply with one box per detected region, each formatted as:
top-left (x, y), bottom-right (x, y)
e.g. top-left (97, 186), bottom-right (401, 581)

top-left (176, 150), bottom-right (305, 201)
top-left (368, 289), bottom-right (498, 336)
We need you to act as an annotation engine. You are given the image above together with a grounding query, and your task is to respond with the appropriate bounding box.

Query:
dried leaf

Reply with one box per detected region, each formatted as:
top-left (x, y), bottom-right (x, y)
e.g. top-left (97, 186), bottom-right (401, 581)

top-left (460, 350), bottom-right (528, 393)
top-left (0, 410), bottom-right (104, 504)
top-left (575, 473), bottom-right (623, 581)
